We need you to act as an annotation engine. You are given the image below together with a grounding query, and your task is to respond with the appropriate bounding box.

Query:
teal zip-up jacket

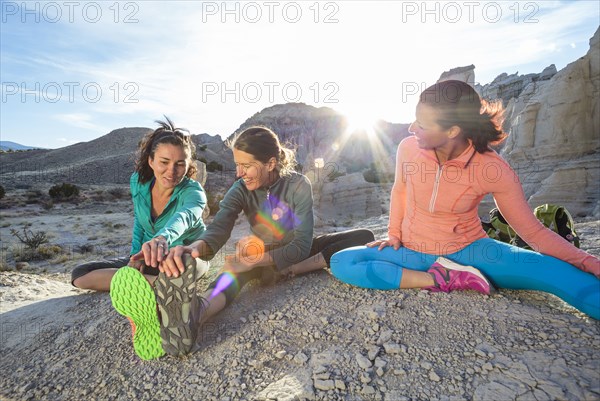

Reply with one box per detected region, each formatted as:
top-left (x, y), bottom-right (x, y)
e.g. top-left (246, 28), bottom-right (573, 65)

top-left (130, 172), bottom-right (207, 255)
top-left (200, 172), bottom-right (314, 271)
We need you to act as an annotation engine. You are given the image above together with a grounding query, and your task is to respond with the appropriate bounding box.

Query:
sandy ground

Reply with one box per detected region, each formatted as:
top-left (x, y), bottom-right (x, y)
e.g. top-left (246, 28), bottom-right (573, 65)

top-left (0, 194), bottom-right (599, 401)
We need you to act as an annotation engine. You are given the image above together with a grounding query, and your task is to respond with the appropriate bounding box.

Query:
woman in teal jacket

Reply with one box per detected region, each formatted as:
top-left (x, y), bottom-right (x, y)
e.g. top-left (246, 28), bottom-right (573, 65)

top-left (110, 126), bottom-right (374, 359)
top-left (71, 117), bottom-right (208, 291)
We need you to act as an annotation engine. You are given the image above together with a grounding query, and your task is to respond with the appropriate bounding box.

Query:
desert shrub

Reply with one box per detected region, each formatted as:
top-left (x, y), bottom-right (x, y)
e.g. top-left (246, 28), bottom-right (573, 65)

top-left (207, 161), bottom-right (223, 172)
top-left (78, 244), bottom-right (95, 253)
top-left (49, 183), bottom-right (80, 200)
top-left (199, 145), bottom-right (208, 151)
top-left (12, 244), bottom-right (62, 261)
top-left (10, 227), bottom-right (48, 249)
top-left (12, 246), bottom-right (35, 262)
top-left (36, 244), bottom-right (63, 259)
top-left (0, 185), bottom-right (5, 200)
top-left (198, 157), bottom-right (208, 164)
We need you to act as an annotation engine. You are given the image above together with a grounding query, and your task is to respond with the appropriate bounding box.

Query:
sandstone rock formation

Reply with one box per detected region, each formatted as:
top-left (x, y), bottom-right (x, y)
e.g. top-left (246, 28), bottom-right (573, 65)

top-left (316, 173), bottom-right (382, 224)
top-left (499, 27), bottom-right (600, 217)
top-left (439, 64), bottom-right (476, 85)
top-left (475, 65), bottom-right (557, 109)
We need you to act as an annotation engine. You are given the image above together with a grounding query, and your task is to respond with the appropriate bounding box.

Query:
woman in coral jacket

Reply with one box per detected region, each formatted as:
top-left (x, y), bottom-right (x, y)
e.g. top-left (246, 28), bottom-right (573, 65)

top-left (330, 80), bottom-right (600, 320)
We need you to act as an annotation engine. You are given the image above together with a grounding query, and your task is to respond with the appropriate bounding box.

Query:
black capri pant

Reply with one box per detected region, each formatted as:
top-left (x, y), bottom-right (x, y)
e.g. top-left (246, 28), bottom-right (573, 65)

top-left (71, 256), bottom-right (161, 286)
top-left (208, 228), bottom-right (374, 306)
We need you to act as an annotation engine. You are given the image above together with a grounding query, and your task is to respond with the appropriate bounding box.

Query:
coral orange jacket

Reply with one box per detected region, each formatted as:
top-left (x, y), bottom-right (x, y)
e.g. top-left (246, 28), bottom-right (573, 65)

top-left (388, 136), bottom-right (599, 276)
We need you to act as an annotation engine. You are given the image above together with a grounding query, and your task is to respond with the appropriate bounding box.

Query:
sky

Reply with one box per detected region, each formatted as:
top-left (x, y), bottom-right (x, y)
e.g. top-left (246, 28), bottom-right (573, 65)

top-left (1, 0), bottom-right (599, 149)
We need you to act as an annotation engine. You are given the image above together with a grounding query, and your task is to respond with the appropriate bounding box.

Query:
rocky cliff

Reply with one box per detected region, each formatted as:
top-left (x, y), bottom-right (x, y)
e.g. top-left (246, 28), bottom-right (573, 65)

top-left (498, 27), bottom-right (600, 217)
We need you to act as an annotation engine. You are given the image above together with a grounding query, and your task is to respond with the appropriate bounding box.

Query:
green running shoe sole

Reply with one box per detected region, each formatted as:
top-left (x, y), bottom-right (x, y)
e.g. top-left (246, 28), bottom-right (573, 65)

top-left (110, 267), bottom-right (165, 360)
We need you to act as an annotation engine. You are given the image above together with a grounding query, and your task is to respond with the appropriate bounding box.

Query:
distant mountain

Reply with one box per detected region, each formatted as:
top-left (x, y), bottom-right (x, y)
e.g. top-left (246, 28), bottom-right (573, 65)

top-left (0, 141), bottom-right (39, 151)
top-left (0, 128), bottom-right (151, 186)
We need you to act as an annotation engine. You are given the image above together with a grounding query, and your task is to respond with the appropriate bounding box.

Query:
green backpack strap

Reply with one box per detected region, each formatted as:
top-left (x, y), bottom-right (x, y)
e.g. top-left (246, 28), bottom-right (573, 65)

top-left (486, 208), bottom-right (531, 249)
top-left (533, 204), bottom-right (580, 248)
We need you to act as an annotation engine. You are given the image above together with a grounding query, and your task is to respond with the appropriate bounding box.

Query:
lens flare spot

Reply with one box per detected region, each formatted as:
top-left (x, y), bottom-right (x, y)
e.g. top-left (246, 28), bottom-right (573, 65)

top-left (272, 207), bottom-right (284, 221)
top-left (209, 272), bottom-right (237, 300)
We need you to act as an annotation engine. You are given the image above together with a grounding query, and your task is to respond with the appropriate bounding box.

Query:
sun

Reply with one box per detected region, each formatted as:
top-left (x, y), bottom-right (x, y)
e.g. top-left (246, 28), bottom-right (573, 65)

top-left (344, 112), bottom-right (379, 138)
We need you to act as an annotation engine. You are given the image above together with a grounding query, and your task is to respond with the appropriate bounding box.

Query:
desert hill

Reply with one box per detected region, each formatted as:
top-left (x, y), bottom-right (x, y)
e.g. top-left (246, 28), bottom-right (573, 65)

top-left (1, 29), bottom-right (599, 218)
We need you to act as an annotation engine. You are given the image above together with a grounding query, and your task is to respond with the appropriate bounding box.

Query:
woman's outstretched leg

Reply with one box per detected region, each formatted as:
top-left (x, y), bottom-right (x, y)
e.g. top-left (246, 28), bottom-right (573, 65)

top-left (448, 238), bottom-right (600, 319)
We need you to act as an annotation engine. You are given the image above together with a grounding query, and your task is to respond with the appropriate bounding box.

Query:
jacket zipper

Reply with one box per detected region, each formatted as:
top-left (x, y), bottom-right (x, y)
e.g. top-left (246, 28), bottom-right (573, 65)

top-left (429, 164), bottom-right (442, 213)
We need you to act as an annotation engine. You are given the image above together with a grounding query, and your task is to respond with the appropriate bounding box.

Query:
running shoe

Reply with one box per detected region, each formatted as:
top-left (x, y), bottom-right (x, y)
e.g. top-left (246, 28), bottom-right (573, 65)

top-left (424, 257), bottom-right (496, 295)
top-left (110, 267), bottom-right (165, 360)
top-left (154, 254), bottom-right (208, 356)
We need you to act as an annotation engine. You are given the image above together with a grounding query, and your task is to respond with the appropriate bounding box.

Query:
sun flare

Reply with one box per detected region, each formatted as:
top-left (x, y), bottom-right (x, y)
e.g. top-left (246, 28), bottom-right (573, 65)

top-left (344, 112), bottom-right (379, 138)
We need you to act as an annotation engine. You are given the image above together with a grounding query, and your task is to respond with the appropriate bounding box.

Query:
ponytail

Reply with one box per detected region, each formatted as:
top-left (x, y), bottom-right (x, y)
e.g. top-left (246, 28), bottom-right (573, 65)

top-left (231, 126), bottom-right (297, 177)
top-left (278, 147), bottom-right (297, 177)
top-left (419, 80), bottom-right (507, 153)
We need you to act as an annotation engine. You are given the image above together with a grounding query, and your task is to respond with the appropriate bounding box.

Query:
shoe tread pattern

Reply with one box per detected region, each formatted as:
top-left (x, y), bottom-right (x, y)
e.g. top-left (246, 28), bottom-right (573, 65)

top-left (110, 267), bottom-right (165, 360)
top-left (154, 255), bottom-right (199, 356)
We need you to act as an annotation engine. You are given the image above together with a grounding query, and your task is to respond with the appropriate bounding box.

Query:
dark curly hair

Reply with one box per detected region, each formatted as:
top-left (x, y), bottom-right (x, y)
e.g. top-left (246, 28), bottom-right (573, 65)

top-left (135, 116), bottom-right (197, 183)
top-left (419, 80), bottom-right (507, 153)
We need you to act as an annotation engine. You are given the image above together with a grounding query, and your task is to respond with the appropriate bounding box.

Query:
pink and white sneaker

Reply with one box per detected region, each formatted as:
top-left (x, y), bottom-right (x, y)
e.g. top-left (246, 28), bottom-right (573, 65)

top-left (424, 257), bottom-right (496, 295)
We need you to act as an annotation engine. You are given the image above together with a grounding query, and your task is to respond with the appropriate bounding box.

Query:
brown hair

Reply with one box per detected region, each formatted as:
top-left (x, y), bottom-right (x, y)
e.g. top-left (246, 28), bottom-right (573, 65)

top-left (229, 126), bottom-right (297, 177)
top-left (419, 80), bottom-right (506, 153)
top-left (135, 116), bottom-right (197, 183)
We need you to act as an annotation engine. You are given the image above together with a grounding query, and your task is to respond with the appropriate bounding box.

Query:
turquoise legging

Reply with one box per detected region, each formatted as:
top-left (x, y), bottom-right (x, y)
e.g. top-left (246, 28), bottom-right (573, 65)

top-left (330, 238), bottom-right (600, 320)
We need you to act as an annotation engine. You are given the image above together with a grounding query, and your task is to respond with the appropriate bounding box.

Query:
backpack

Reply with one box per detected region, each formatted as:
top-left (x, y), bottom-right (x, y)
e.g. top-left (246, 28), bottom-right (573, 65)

top-left (481, 204), bottom-right (580, 249)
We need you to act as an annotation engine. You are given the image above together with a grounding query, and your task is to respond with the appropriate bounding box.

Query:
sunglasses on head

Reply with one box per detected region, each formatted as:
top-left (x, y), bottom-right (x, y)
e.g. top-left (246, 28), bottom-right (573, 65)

top-left (154, 129), bottom-right (190, 142)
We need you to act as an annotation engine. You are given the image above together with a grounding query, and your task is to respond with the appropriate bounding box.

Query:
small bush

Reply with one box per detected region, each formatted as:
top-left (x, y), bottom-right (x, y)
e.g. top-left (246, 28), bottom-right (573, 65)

top-left (10, 227), bottom-right (48, 249)
top-left (36, 244), bottom-right (63, 260)
top-left (78, 244), bottom-right (95, 253)
top-left (12, 244), bottom-right (62, 261)
top-left (199, 145), bottom-right (208, 151)
top-left (49, 183), bottom-right (80, 200)
top-left (0, 185), bottom-right (5, 200)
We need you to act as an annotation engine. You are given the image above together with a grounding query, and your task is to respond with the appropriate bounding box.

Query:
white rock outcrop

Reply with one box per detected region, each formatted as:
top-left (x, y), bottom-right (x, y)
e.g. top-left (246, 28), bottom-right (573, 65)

top-left (500, 27), bottom-right (600, 217)
top-left (316, 173), bottom-right (382, 222)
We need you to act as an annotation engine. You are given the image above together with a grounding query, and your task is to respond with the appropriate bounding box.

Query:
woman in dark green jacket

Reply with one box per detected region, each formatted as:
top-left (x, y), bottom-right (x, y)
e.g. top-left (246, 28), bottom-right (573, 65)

top-left (71, 117), bottom-right (208, 292)
top-left (111, 126), bottom-right (374, 358)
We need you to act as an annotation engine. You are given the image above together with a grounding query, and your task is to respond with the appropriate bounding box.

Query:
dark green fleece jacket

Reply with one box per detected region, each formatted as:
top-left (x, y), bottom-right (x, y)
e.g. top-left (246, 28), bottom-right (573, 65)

top-left (200, 172), bottom-right (314, 271)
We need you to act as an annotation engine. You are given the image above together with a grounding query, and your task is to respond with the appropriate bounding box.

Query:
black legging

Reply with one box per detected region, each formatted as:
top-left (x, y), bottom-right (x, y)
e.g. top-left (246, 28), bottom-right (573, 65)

top-left (208, 229), bottom-right (374, 306)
